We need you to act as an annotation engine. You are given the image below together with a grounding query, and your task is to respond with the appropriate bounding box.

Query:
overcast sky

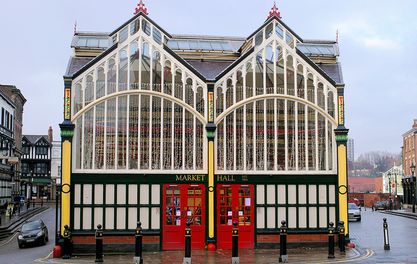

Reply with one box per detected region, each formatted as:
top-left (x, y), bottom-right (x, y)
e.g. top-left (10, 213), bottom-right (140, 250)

top-left (0, 1), bottom-right (416, 156)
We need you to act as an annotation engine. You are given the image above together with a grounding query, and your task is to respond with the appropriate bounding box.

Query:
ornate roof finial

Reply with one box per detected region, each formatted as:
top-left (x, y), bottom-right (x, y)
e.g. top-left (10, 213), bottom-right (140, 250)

top-left (134, 0), bottom-right (149, 16)
top-left (267, 1), bottom-right (282, 20)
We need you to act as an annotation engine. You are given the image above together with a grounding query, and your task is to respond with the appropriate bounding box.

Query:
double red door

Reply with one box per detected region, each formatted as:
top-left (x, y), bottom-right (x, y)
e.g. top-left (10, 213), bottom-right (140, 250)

top-left (162, 184), bottom-right (205, 250)
top-left (217, 184), bottom-right (254, 249)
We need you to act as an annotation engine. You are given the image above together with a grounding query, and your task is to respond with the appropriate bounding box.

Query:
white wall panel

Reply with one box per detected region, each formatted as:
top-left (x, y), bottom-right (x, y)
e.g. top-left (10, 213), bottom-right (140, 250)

top-left (74, 207), bottom-right (80, 229)
top-left (128, 184), bottom-right (137, 204)
top-left (105, 208), bottom-right (114, 229)
top-left (266, 185), bottom-right (275, 204)
top-left (83, 184), bottom-right (92, 204)
top-left (256, 207), bottom-right (265, 228)
top-left (106, 185), bottom-right (115, 204)
top-left (74, 184), bottom-right (81, 205)
top-left (117, 184), bottom-right (126, 205)
top-left (277, 207), bottom-right (286, 225)
top-left (288, 207), bottom-right (296, 228)
top-left (83, 208), bottom-right (92, 230)
top-left (298, 185), bottom-right (306, 204)
top-left (116, 208), bottom-right (126, 229)
top-left (329, 207), bottom-right (336, 224)
top-left (140, 207), bottom-right (149, 229)
top-left (94, 184), bottom-right (103, 204)
top-left (288, 185), bottom-right (296, 204)
top-left (319, 207), bottom-right (327, 228)
top-left (309, 207), bottom-right (317, 228)
top-left (298, 207), bottom-right (307, 228)
top-left (308, 185), bottom-right (317, 204)
top-left (140, 185), bottom-right (149, 204)
top-left (151, 184), bottom-right (160, 204)
top-left (128, 208), bottom-right (137, 229)
top-left (256, 185), bottom-right (265, 204)
top-left (94, 208), bottom-right (103, 228)
top-left (277, 185), bottom-right (286, 204)
top-left (267, 207), bottom-right (276, 228)
top-left (318, 185), bottom-right (327, 204)
top-left (151, 207), bottom-right (160, 229)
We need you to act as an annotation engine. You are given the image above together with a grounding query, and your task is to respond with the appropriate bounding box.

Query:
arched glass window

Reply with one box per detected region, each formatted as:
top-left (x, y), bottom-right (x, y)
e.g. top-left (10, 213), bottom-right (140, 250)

top-left (96, 67), bottom-right (105, 99)
top-left (141, 42), bottom-right (150, 90)
top-left (298, 102), bottom-right (306, 170)
top-left (328, 121), bottom-right (333, 170)
top-left (107, 58), bottom-right (117, 94)
top-left (117, 96), bottom-right (127, 169)
top-left (245, 63), bottom-right (253, 99)
top-left (140, 95), bottom-right (150, 169)
top-left (174, 69), bottom-right (183, 100)
top-left (216, 86), bottom-right (223, 116)
top-left (152, 51), bottom-right (162, 92)
top-left (95, 102), bottom-right (105, 169)
top-left (196, 86), bottom-right (204, 116)
top-left (266, 45), bottom-right (274, 94)
top-left (106, 98), bottom-right (116, 169)
top-left (317, 83), bottom-right (325, 110)
top-left (163, 61), bottom-right (172, 95)
top-left (266, 99), bottom-right (275, 170)
top-left (276, 99), bottom-right (285, 170)
top-left (151, 96), bottom-right (162, 169)
top-left (255, 52), bottom-right (263, 95)
top-left (162, 99), bottom-right (172, 169)
top-left (185, 78), bottom-right (194, 108)
top-left (256, 100), bottom-right (265, 170)
top-left (296, 64), bottom-right (304, 99)
top-left (276, 45), bottom-right (284, 94)
top-left (236, 105), bottom-right (244, 170)
top-left (226, 79), bottom-right (233, 109)
top-left (246, 102), bottom-right (254, 170)
top-left (307, 106), bottom-right (316, 170)
top-left (307, 74), bottom-right (315, 103)
top-left (287, 100), bottom-right (296, 170)
top-left (74, 82), bottom-right (83, 114)
top-left (225, 109), bottom-right (234, 170)
top-left (184, 109), bottom-right (194, 170)
top-left (327, 91), bottom-right (335, 118)
top-left (75, 118), bottom-right (82, 169)
top-left (130, 42), bottom-right (139, 90)
top-left (286, 56), bottom-right (295, 96)
top-left (118, 50), bottom-right (128, 91)
top-left (129, 95), bottom-right (139, 169)
top-left (83, 109), bottom-right (94, 169)
top-left (317, 113), bottom-right (326, 170)
top-left (236, 71), bottom-right (243, 103)
top-left (85, 75), bottom-right (94, 106)
top-left (173, 102), bottom-right (183, 169)
top-left (217, 118), bottom-right (224, 170)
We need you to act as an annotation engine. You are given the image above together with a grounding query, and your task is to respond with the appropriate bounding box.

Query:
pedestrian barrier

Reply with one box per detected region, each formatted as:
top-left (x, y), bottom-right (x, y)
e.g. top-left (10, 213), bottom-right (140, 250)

top-left (279, 220), bottom-right (288, 263)
top-left (183, 221), bottom-right (191, 264)
top-left (383, 218), bottom-right (390, 250)
top-left (338, 220), bottom-right (345, 254)
top-left (232, 221), bottom-right (239, 264)
top-left (62, 225), bottom-right (72, 259)
top-left (328, 222), bottom-right (335, 259)
top-left (95, 224), bottom-right (104, 262)
top-left (134, 222), bottom-right (143, 264)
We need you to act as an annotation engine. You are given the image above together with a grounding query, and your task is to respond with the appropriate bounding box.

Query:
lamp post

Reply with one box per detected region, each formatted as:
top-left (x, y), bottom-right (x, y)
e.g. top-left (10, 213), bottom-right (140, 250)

top-left (411, 163), bottom-right (416, 213)
top-left (387, 172), bottom-right (392, 198)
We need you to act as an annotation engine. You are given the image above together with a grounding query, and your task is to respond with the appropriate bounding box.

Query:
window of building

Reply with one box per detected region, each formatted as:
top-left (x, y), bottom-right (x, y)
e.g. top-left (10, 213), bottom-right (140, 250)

top-left (21, 163), bottom-right (29, 173)
top-left (35, 146), bottom-right (48, 155)
top-left (34, 163), bottom-right (48, 174)
top-left (22, 146), bottom-right (29, 155)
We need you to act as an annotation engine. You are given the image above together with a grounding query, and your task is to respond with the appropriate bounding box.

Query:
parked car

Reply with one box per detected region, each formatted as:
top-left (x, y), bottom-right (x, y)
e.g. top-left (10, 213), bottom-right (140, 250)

top-left (17, 219), bottom-right (49, 248)
top-left (374, 201), bottom-right (388, 211)
top-left (348, 203), bottom-right (361, 222)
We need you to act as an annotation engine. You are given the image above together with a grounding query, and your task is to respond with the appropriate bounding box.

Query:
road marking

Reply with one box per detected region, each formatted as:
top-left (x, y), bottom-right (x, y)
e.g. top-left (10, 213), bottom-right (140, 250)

top-left (0, 232), bottom-right (18, 247)
top-left (305, 248), bottom-right (374, 264)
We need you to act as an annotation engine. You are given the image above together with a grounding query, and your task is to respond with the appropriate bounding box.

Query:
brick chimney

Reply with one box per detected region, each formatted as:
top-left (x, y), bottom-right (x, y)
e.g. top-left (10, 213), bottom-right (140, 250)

top-left (413, 119), bottom-right (417, 129)
top-left (48, 126), bottom-right (53, 142)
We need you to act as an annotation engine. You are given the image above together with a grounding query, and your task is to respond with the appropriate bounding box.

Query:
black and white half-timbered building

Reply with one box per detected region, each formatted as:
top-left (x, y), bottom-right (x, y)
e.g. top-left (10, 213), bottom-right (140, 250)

top-left (21, 134), bottom-right (52, 199)
top-left (60, 1), bottom-right (349, 251)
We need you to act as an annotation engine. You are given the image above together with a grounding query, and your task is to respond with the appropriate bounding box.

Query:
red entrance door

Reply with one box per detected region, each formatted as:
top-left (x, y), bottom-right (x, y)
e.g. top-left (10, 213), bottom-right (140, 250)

top-left (217, 184), bottom-right (254, 249)
top-left (162, 184), bottom-right (205, 250)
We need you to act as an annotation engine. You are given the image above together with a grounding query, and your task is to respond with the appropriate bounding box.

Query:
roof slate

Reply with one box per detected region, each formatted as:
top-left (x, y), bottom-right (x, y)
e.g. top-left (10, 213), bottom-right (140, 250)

top-left (23, 135), bottom-right (50, 145)
top-left (65, 57), bottom-right (93, 77)
top-left (185, 60), bottom-right (234, 80)
top-left (317, 63), bottom-right (344, 85)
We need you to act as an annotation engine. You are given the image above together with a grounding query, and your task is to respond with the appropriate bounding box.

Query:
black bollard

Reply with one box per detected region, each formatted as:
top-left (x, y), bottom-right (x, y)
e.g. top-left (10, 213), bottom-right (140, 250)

top-left (328, 222), bottom-right (335, 259)
top-left (279, 220), bottom-right (288, 263)
top-left (184, 220), bottom-right (192, 264)
top-left (383, 218), bottom-right (390, 250)
top-left (338, 221), bottom-right (345, 254)
top-left (134, 222), bottom-right (143, 264)
top-left (62, 225), bottom-right (72, 259)
top-left (232, 221), bottom-right (239, 264)
top-left (95, 224), bottom-right (104, 262)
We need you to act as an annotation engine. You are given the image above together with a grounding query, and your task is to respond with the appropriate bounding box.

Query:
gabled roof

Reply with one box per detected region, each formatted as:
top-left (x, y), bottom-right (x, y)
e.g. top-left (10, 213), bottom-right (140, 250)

top-left (23, 135), bottom-right (51, 145)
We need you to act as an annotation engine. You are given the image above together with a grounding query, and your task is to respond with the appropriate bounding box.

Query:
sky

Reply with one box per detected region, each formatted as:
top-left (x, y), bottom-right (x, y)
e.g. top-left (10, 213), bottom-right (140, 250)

top-left (0, 0), bottom-right (416, 157)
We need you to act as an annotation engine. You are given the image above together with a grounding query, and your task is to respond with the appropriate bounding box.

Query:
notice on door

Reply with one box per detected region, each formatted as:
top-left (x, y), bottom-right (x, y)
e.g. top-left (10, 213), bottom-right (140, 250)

top-left (245, 198), bottom-right (251, 206)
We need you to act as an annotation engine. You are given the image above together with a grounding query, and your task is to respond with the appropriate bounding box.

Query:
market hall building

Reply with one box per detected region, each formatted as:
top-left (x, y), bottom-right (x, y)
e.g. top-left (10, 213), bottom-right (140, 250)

top-left (60, 1), bottom-right (349, 251)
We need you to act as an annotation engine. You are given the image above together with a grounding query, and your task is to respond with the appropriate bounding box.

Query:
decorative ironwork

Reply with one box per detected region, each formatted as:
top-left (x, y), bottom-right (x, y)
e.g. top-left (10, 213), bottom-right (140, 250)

top-left (134, 0), bottom-right (149, 16)
top-left (267, 1), bottom-right (282, 19)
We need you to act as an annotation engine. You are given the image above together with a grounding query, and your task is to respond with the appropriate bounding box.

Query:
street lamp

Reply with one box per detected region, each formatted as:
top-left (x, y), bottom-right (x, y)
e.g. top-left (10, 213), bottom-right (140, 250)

top-left (411, 163), bottom-right (416, 213)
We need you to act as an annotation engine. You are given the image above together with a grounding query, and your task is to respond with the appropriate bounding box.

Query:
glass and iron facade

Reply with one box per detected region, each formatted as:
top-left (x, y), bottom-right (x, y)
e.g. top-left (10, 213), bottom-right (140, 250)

top-left (62, 7), bottom-right (348, 251)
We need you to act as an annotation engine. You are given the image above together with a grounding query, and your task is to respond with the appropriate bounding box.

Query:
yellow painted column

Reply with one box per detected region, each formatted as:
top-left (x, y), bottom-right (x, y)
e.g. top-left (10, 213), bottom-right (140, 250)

top-left (208, 141), bottom-right (215, 239)
top-left (337, 144), bottom-right (348, 235)
top-left (61, 139), bottom-right (72, 234)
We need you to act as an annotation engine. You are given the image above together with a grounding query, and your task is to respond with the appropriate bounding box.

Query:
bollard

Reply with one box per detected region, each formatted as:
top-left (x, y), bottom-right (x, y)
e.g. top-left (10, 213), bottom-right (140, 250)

top-left (383, 218), bottom-right (390, 250)
top-left (95, 224), bottom-right (104, 262)
top-left (279, 220), bottom-right (288, 263)
top-left (134, 222), bottom-right (143, 264)
top-left (62, 225), bottom-right (72, 259)
top-left (232, 221), bottom-right (239, 264)
top-left (338, 221), bottom-right (346, 254)
top-left (328, 222), bottom-right (335, 259)
top-left (183, 220), bottom-right (192, 264)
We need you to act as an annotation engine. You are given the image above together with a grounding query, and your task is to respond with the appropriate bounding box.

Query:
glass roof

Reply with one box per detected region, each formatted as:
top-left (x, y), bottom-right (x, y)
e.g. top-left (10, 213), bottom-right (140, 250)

top-left (297, 44), bottom-right (337, 57)
top-left (167, 39), bottom-right (235, 52)
top-left (75, 37), bottom-right (110, 49)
